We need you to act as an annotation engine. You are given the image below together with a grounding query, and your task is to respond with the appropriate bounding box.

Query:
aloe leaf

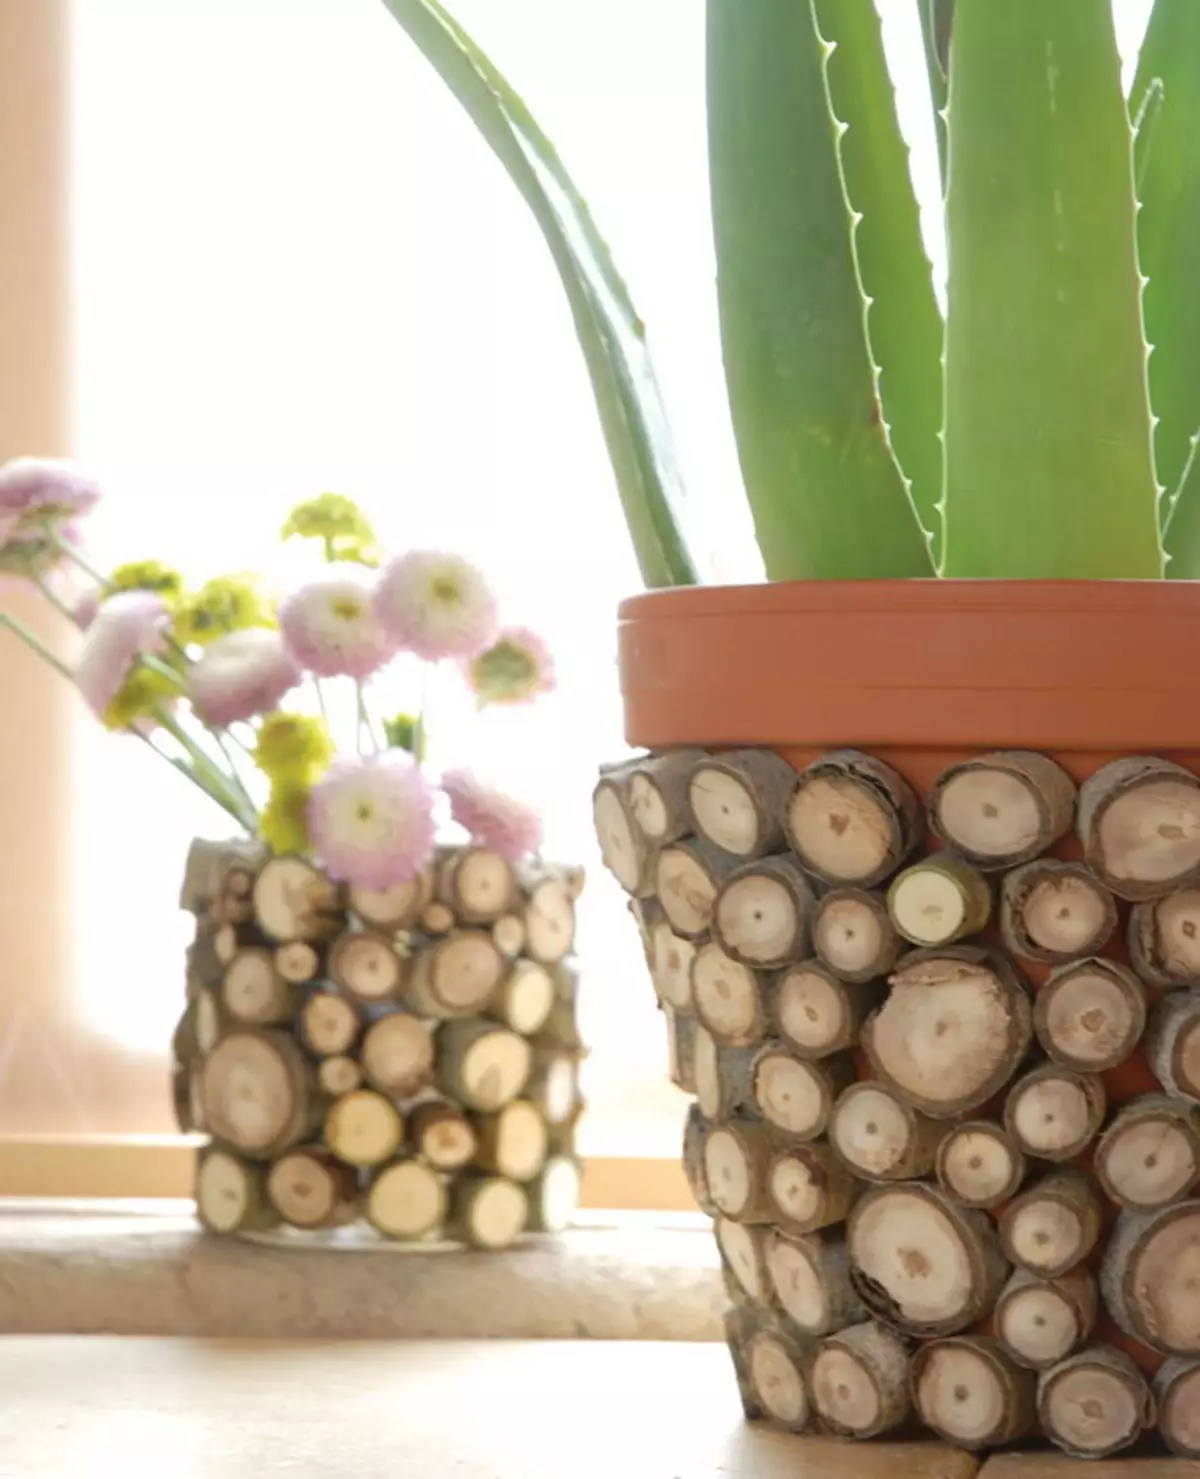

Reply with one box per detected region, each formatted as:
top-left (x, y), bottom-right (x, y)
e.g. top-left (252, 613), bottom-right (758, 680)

top-left (815, 0), bottom-right (945, 561)
top-left (707, 0), bottom-right (934, 580)
top-left (917, 0), bottom-right (953, 189)
top-left (1132, 76), bottom-right (1164, 195)
top-left (942, 1), bottom-right (1162, 578)
top-left (375, 0), bottom-right (699, 588)
top-left (1131, 1), bottom-right (1200, 572)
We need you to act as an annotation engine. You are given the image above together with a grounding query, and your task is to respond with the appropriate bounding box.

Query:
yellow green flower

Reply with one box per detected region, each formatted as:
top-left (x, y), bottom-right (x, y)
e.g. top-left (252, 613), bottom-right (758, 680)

top-left (252, 711), bottom-right (335, 785)
top-left (260, 779), bottom-right (312, 855)
top-left (109, 560), bottom-right (185, 605)
top-left (281, 493), bottom-right (381, 567)
top-left (382, 712), bottom-right (425, 761)
top-left (102, 658), bottom-right (182, 731)
top-left (175, 573), bottom-right (275, 647)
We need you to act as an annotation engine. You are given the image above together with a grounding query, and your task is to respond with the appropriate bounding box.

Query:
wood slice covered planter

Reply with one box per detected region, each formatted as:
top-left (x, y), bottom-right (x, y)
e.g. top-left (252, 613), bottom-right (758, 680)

top-left (599, 579), bottom-right (1200, 1456)
top-left (175, 842), bottom-right (585, 1250)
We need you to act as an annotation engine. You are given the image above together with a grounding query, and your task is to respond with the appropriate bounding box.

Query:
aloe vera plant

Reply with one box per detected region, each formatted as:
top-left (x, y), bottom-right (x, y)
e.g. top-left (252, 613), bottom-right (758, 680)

top-left (379, 0), bottom-right (1200, 586)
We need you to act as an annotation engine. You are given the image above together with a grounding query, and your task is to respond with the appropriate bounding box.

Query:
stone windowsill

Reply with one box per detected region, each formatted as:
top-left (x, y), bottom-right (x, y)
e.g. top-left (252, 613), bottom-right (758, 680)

top-left (0, 1199), bottom-right (724, 1340)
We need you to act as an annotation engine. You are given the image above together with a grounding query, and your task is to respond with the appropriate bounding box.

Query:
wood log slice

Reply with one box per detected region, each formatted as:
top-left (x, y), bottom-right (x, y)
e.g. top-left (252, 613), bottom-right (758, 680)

top-left (200, 1029), bottom-right (315, 1160)
top-left (316, 1055), bottom-right (362, 1096)
top-left (912, 1336), bottom-right (1036, 1449)
top-left (683, 1104), bottom-right (716, 1216)
top-left (439, 1021), bottom-right (532, 1112)
top-left (808, 1321), bottom-right (910, 1439)
top-left (360, 1011), bottom-right (435, 1099)
top-left (785, 750), bottom-right (922, 888)
top-left (626, 748), bottom-right (707, 846)
top-left (195, 1147), bottom-right (278, 1234)
top-left (763, 1229), bottom-right (864, 1336)
top-left (704, 1120), bottom-right (779, 1223)
top-left (751, 1046), bottom-right (852, 1141)
top-left (1078, 755), bottom-right (1200, 901)
top-left (194, 987), bottom-right (225, 1055)
top-left (691, 942), bottom-right (768, 1047)
top-left (420, 901), bottom-right (455, 935)
top-left (742, 1325), bottom-right (812, 1432)
top-left (525, 1050), bottom-right (580, 1128)
top-left (772, 962), bottom-right (872, 1059)
top-left (179, 837), bottom-right (266, 916)
top-left (252, 856), bottom-right (343, 941)
top-left (1033, 957), bottom-right (1146, 1074)
top-left (323, 1089), bottom-right (403, 1168)
top-left (1004, 1064), bottom-right (1106, 1162)
top-left (929, 751), bottom-right (1075, 870)
top-left (1000, 1171), bottom-right (1102, 1278)
top-left (813, 888), bottom-right (902, 983)
top-left (1002, 860), bottom-right (1117, 964)
top-left (592, 768), bottom-right (651, 895)
top-left (713, 855), bottom-right (814, 969)
top-left (995, 1267), bottom-right (1098, 1372)
top-left (694, 1030), bottom-right (756, 1122)
top-left (329, 931), bottom-right (405, 1005)
top-left (1037, 1345), bottom-right (1155, 1458)
top-left (367, 1159), bottom-right (447, 1240)
top-left (409, 1100), bottom-right (478, 1171)
top-left (717, 1215), bottom-right (767, 1302)
top-left (521, 870), bottom-right (576, 964)
top-left (437, 847), bottom-right (517, 923)
top-left (274, 941), bottom-right (320, 984)
top-left (766, 1140), bottom-right (858, 1234)
top-left (349, 867), bottom-right (433, 932)
top-left (1095, 1093), bottom-right (1200, 1210)
top-left (665, 1007), bottom-right (697, 1094)
top-left (525, 1154), bottom-right (582, 1233)
top-left (1155, 1357), bottom-right (1200, 1458)
top-left (266, 1146), bottom-right (358, 1230)
top-left (298, 991), bottom-right (359, 1057)
top-left (655, 838), bottom-right (740, 939)
top-left (648, 920), bottom-right (697, 1015)
top-left (829, 1081), bottom-right (944, 1183)
top-left (1146, 987), bottom-right (1200, 1101)
top-left (447, 1176), bottom-right (528, 1250)
top-left (491, 913), bottom-right (526, 958)
top-left (935, 1120), bottom-right (1026, 1210)
top-left (1130, 888), bottom-right (1200, 986)
top-left (1101, 1200), bottom-right (1200, 1355)
top-left (473, 1100), bottom-right (549, 1182)
top-left (488, 959), bottom-right (555, 1036)
top-left (886, 852), bottom-right (992, 948)
top-left (405, 932), bottom-right (505, 1018)
top-left (221, 948), bottom-right (297, 1027)
top-left (847, 1183), bottom-right (1008, 1337)
top-left (687, 750), bottom-right (797, 861)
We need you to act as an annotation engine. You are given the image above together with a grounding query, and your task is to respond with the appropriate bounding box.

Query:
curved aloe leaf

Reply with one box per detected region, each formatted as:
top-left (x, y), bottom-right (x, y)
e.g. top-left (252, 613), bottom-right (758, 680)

top-left (942, 1), bottom-right (1162, 578)
top-left (708, 0), bottom-right (934, 580)
top-left (375, 0), bottom-right (699, 588)
top-left (1131, 0), bottom-right (1200, 572)
top-left (815, 0), bottom-right (945, 561)
top-left (917, 0), bottom-right (953, 189)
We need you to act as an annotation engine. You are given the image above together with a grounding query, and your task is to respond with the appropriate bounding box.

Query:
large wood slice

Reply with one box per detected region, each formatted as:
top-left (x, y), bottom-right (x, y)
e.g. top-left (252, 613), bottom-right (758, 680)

top-left (592, 768), bottom-right (651, 896)
top-left (1032, 958), bottom-right (1146, 1073)
top-left (194, 1147), bottom-right (278, 1234)
top-left (1004, 1064), bottom-right (1105, 1162)
top-left (438, 1021), bottom-right (532, 1113)
top-left (520, 869), bottom-right (576, 964)
top-left (405, 932), bottom-right (505, 1018)
top-left (1156, 1357), bottom-right (1200, 1458)
top-left (1078, 756), bottom-right (1200, 901)
top-left (324, 1089), bottom-right (404, 1169)
top-left (220, 948), bottom-right (297, 1027)
top-left (912, 1336), bottom-right (1036, 1450)
top-left (1037, 1345), bottom-right (1155, 1458)
top-left (763, 1228), bottom-right (864, 1337)
top-left (688, 750), bottom-right (797, 861)
top-left (360, 1011), bottom-right (435, 1099)
top-left (785, 750), bottom-right (921, 888)
top-left (714, 855), bottom-right (814, 969)
top-left (1095, 1093), bottom-right (1200, 1210)
top-left (813, 888), bottom-right (901, 982)
top-left (691, 943), bottom-right (768, 1047)
top-left (367, 1160), bottom-right (447, 1241)
top-left (267, 1147), bottom-right (358, 1230)
top-left (655, 838), bottom-right (741, 938)
top-left (807, 1321), bottom-right (909, 1439)
top-left (199, 1029), bottom-right (315, 1160)
top-left (1145, 987), bottom-right (1200, 1101)
top-left (1002, 859), bottom-right (1117, 964)
top-left (830, 1081), bottom-right (944, 1184)
top-left (929, 751), bottom-right (1075, 870)
top-left (772, 961), bottom-right (875, 1061)
top-left (935, 1120), bottom-right (1026, 1210)
top-left (751, 1046), bottom-right (851, 1142)
top-left (1130, 888), bottom-right (1200, 986)
top-left (349, 866), bottom-right (433, 932)
top-left (995, 1267), bottom-right (1098, 1372)
top-left (1000, 1172), bottom-right (1102, 1279)
top-left (1101, 1200), bottom-right (1200, 1356)
top-left (447, 1175), bottom-right (529, 1250)
top-left (436, 847), bottom-right (517, 923)
top-left (626, 748), bottom-right (708, 847)
top-left (252, 856), bottom-right (344, 941)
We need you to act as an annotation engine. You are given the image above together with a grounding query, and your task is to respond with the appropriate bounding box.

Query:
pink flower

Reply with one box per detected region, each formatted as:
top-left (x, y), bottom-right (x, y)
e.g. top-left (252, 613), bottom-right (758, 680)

top-left (189, 628), bottom-right (302, 728)
top-left (0, 458), bottom-right (101, 525)
top-left (465, 627), bottom-right (556, 707)
top-left (373, 551), bottom-right (497, 661)
top-left (74, 586), bottom-right (103, 631)
top-left (442, 768), bottom-right (543, 862)
top-left (75, 590), bottom-right (170, 719)
top-left (307, 754), bottom-right (436, 889)
top-left (279, 573), bottom-right (396, 680)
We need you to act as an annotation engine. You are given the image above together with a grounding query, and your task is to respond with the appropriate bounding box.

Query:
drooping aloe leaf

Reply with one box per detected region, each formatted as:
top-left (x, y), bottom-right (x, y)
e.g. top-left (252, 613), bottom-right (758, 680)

top-left (1131, 0), bottom-right (1200, 573)
top-left (815, 0), bottom-right (945, 561)
top-left (707, 0), bottom-right (934, 580)
top-left (942, 0), bottom-right (1162, 578)
top-left (917, 0), bottom-right (953, 189)
top-left (375, 0), bottom-right (699, 588)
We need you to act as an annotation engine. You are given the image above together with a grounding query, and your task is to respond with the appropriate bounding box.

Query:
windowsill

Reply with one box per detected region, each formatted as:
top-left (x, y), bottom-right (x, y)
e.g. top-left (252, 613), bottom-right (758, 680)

top-left (0, 1198), bottom-right (723, 1340)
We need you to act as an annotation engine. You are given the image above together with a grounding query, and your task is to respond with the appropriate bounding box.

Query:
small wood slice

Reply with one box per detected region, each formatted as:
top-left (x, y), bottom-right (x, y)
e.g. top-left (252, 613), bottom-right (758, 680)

top-left (1102, 1200), bottom-right (1200, 1355)
top-left (751, 1046), bottom-right (851, 1141)
top-left (406, 932), bottom-right (505, 1018)
top-left (324, 1089), bottom-right (403, 1169)
top-left (349, 868), bottom-right (433, 932)
top-left (744, 1327), bottom-right (812, 1432)
top-left (935, 1121), bottom-right (1026, 1210)
top-left (785, 750), bottom-right (921, 888)
top-left (194, 988), bottom-right (225, 1055)
top-left (808, 1321), bottom-right (910, 1439)
top-left (847, 1182), bottom-right (1007, 1337)
top-left (694, 1033), bottom-right (756, 1123)
top-left (526, 1051), bottom-right (580, 1128)
top-left (929, 751), bottom-right (1075, 870)
top-left (829, 1080), bottom-right (943, 1183)
top-left (688, 750), bottom-right (796, 861)
top-left (1000, 1171), bottom-right (1102, 1278)
top-left (1033, 958), bottom-right (1146, 1073)
top-left (329, 931), bottom-right (405, 1005)
top-left (1079, 755), bottom-right (1200, 901)
top-left (863, 946), bottom-right (1032, 1118)
top-left (195, 1148), bottom-right (278, 1234)
top-left (367, 1159), bottom-right (447, 1240)
top-left (772, 962), bottom-right (871, 1059)
top-left (1037, 1345), bottom-right (1155, 1458)
top-left (221, 948), bottom-right (297, 1027)
top-left (1095, 1093), bottom-right (1200, 1210)
top-left (473, 1100), bottom-right (549, 1182)
top-left (1155, 1357), bottom-right (1200, 1458)
top-left (1145, 987), bottom-right (1200, 1101)
top-left (200, 1030), bottom-right (315, 1159)
top-left (267, 1147), bottom-right (358, 1230)
top-left (887, 852), bottom-right (992, 948)
top-left (682, 1104), bottom-right (716, 1216)
top-left (526, 1154), bottom-right (582, 1233)
top-left (1002, 860), bottom-right (1116, 964)
top-left (1130, 888), bottom-right (1200, 986)
top-left (766, 1140), bottom-right (858, 1234)
top-left (813, 888), bottom-right (902, 984)
top-left (691, 942), bottom-right (767, 1046)
top-left (360, 1011), bottom-right (435, 1099)
top-left (665, 1007), bottom-right (697, 1094)
top-left (275, 941), bottom-right (320, 984)
top-left (439, 1021), bottom-right (532, 1112)
top-left (717, 1215), bottom-right (767, 1301)
top-left (1004, 1065), bottom-right (1106, 1162)
top-left (316, 1056), bottom-right (362, 1096)
top-left (491, 914), bottom-right (526, 958)
top-left (626, 748), bottom-right (708, 846)
top-left (995, 1267), bottom-right (1098, 1372)
top-left (592, 770), bottom-right (651, 895)
top-left (488, 959), bottom-right (555, 1035)
top-left (298, 991), bottom-right (359, 1057)
top-left (421, 901), bottom-right (455, 935)
top-left (655, 838), bottom-right (740, 939)
top-left (448, 1176), bottom-right (528, 1250)
top-left (713, 855), bottom-right (813, 969)
top-left (764, 1229), bottom-right (864, 1337)
top-left (179, 837), bottom-right (266, 916)
top-left (912, 1336), bottom-right (1036, 1449)
top-left (648, 921), bottom-right (697, 1014)
top-left (253, 856), bottom-right (343, 942)
top-left (521, 871), bottom-right (576, 964)
top-left (409, 1101), bottom-right (478, 1171)
top-left (438, 847), bottom-right (517, 923)
top-left (704, 1120), bottom-right (779, 1223)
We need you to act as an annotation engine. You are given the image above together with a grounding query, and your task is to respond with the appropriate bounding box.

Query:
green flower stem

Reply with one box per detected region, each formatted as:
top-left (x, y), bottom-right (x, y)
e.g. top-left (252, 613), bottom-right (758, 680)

top-left (47, 528), bottom-right (112, 591)
top-left (136, 730), bottom-right (250, 829)
top-left (151, 703), bottom-right (257, 830)
top-left (0, 610), bottom-right (75, 681)
top-left (32, 576), bottom-right (83, 628)
top-left (412, 663), bottom-right (431, 769)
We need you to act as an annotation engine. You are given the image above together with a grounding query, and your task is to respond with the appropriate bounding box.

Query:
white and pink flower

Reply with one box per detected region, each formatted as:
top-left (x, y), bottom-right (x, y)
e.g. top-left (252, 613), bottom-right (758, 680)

top-left (442, 768), bottom-right (543, 862)
top-left (279, 573), bottom-right (396, 680)
top-left (307, 754), bottom-right (436, 889)
top-left (466, 626), bottom-right (555, 707)
top-left (373, 551), bottom-right (497, 662)
top-left (188, 628), bottom-right (302, 728)
top-left (75, 590), bottom-right (170, 719)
